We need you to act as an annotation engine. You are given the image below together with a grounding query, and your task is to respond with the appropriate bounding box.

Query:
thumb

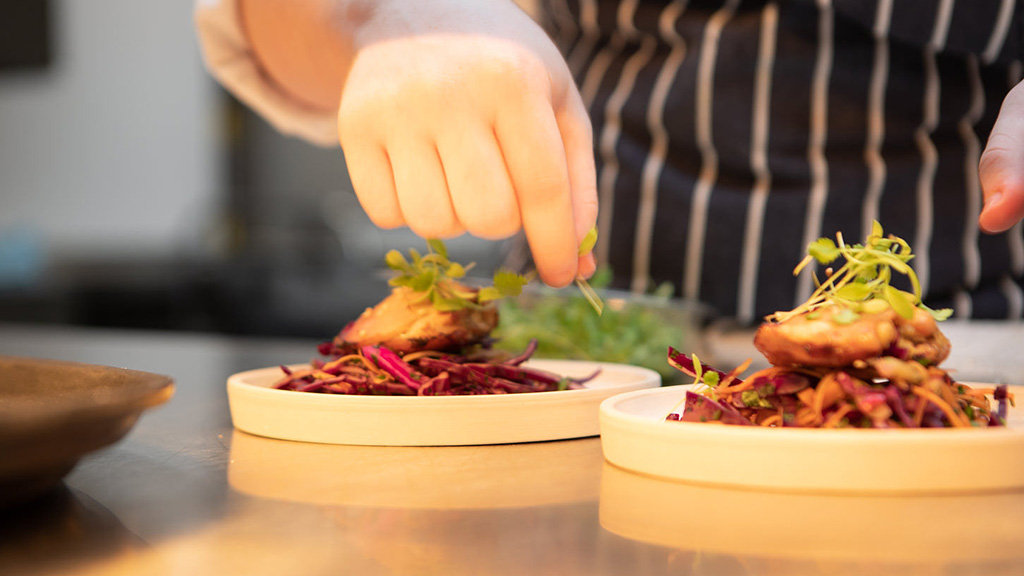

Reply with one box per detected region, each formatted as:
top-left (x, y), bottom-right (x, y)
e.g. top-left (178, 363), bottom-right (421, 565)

top-left (979, 80), bottom-right (1024, 233)
top-left (557, 87), bottom-right (599, 278)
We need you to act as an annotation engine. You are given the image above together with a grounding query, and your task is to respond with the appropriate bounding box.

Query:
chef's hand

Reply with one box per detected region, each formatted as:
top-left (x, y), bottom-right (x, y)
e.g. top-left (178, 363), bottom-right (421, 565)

top-left (242, 0), bottom-right (597, 288)
top-left (979, 79), bottom-right (1024, 233)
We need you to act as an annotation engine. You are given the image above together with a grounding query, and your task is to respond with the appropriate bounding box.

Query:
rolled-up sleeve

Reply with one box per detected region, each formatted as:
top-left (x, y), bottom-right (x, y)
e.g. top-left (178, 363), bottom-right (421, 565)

top-left (194, 0), bottom-right (340, 147)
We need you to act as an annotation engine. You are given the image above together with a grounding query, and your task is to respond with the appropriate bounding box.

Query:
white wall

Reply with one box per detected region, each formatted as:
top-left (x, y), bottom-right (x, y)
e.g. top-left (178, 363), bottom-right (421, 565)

top-left (0, 0), bottom-right (223, 260)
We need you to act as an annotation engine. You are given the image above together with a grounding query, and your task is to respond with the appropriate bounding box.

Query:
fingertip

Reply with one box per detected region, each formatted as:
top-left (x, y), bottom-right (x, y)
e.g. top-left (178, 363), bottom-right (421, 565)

top-left (979, 192), bottom-right (1007, 233)
top-left (536, 261), bottom-right (577, 289)
top-left (979, 190), bottom-right (1024, 233)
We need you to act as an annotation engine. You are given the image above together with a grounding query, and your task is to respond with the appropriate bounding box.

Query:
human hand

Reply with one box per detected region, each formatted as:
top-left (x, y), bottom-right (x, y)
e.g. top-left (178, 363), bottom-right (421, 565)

top-left (979, 79), bottom-right (1024, 233)
top-left (336, 0), bottom-right (597, 287)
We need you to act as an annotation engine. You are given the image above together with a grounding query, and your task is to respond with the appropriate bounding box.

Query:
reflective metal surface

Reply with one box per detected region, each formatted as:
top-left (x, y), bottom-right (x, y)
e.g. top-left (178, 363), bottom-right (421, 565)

top-left (1, 323), bottom-right (1022, 576)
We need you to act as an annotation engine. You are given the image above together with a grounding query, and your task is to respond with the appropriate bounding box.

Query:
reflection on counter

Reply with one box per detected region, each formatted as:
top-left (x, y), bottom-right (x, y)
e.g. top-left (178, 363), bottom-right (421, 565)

top-left (599, 462), bottom-right (1024, 574)
top-left (0, 486), bottom-right (146, 576)
top-left (228, 431), bottom-right (602, 509)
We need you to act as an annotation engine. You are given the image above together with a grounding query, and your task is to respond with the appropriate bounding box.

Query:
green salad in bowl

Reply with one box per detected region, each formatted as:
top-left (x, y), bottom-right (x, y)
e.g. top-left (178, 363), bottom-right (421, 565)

top-left (493, 270), bottom-right (705, 386)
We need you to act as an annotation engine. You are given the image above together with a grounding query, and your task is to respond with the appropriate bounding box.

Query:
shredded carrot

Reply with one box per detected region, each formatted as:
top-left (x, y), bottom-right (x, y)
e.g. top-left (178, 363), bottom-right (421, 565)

top-left (822, 404), bottom-right (854, 428)
top-left (720, 358), bottom-right (753, 388)
top-left (911, 386), bottom-right (970, 427)
top-left (402, 350), bottom-right (446, 362)
top-left (794, 406), bottom-right (821, 427)
top-left (714, 380), bottom-right (754, 396)
top-left (812, 383), bottom-right (827, 423)
top-left (912, 395), bottom-right (927, 427)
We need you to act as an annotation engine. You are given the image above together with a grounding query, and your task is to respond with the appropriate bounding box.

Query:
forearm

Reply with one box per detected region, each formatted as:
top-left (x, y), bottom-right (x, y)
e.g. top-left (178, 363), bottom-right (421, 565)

top-left (238, 0), bottom-right (370, 112)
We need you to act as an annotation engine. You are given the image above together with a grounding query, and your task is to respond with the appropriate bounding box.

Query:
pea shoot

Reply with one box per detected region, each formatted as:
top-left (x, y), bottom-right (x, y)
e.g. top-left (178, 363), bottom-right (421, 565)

top-left (770, 221), bottom-right (953, 324)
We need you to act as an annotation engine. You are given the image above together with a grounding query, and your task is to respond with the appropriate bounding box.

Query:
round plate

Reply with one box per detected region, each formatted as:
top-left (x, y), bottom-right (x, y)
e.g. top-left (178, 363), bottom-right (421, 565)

top-left (599, 384), bottom-right (1024, 493)
top-left (0, 355), bottom-right (174, 506)
top-left (228, 359), bottom-right (660, 446)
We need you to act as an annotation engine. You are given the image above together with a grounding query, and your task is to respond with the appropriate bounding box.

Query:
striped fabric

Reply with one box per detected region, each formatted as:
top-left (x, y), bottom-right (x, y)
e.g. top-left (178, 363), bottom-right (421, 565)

top-left (538, 0), bottom-right (1024, 323)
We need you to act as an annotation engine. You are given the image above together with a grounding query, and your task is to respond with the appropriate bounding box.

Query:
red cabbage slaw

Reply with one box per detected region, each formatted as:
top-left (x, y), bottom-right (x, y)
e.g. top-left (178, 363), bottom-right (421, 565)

top-left (274, 339), bottom-right (601, 396)
top-left (664, 348), bottom-right (1013, 428)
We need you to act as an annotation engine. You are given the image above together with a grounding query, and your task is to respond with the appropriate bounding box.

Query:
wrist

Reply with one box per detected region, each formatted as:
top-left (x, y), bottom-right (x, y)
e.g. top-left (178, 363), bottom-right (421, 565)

top-left (239, 0), bottom-right (365, 112)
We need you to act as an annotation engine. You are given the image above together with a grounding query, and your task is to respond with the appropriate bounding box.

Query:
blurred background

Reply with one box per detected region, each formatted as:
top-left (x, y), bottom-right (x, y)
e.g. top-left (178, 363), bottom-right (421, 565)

top-left (0, 0), bottom-right (511, 340)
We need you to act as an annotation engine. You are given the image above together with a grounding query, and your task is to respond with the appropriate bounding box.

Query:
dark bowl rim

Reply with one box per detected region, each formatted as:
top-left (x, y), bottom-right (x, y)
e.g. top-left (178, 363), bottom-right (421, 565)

top-left (0, 355), bottom-right (175, 429)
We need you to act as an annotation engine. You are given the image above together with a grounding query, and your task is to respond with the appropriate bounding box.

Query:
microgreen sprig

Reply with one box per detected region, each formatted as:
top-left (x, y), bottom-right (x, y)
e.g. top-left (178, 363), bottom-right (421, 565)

top-left (575, 226), bottom-right (604, 316)
top-left (386, 231), bottom-right (606, 315)
top-left (385, 239), bottom-right (530, 312)
top-left (770, 221), bottom-right (953, 323)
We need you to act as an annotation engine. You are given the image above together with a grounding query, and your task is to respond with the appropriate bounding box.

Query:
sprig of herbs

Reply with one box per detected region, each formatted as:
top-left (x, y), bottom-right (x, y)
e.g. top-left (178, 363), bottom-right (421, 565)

top-left (386, 229), bottom-right (605, 315)
top-left (495, 267), bottom-right (688, 383)
top-left (575, 226), bottom-right (604, 315)
top-left (385, 239), bottom-right (530, 312)
top-left (769, 221), bottom-right (953, 324)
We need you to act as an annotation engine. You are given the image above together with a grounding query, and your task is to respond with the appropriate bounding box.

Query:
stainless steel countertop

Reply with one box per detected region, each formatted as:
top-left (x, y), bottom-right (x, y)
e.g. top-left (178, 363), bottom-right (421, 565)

top-left (2, 322), bottom-right (1023, 576)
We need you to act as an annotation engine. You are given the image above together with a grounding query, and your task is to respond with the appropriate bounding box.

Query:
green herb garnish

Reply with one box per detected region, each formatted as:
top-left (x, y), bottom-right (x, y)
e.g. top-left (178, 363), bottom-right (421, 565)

top-left (771, 221), bottom-right (953, 323)
top-left (386, 237), bottom-right (604, 314)
top-left (386, 239), bottom-right (530, 311)
top-left (575, 226), bottom-right (604, 315)
top-left (495, 267), bottom-right (692, 384)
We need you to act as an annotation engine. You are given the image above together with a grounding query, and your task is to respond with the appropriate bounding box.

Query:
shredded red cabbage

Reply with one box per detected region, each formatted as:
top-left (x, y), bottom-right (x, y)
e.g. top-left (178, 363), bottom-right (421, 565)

top-left (274, 338), bottom-right (600, 396)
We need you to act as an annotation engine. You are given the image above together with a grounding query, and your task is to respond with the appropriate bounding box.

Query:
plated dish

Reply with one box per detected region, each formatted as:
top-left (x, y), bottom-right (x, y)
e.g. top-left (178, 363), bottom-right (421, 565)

top-left (600, 383), bottom-right (1024, 493)
top-left (602, 223), bottom-right (1022, 492)
top-left (666, 223), bottom-right (1009, 429)
top-left (229, 359), bottom-right (659, 446)
top-left (228, 240), bottom-right (659, 445)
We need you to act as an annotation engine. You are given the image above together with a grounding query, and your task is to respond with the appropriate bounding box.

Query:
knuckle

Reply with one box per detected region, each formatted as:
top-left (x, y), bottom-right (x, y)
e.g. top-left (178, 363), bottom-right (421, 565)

top-left (481, 47), bottom-right (549, 93)
top-left (979, 146), bottom-right (1011, 181)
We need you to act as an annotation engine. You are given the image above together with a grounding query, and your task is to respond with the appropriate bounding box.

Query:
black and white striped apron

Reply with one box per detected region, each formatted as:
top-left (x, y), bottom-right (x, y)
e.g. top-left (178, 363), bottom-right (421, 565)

top-left (538, 0), bottom-right (1024, 323)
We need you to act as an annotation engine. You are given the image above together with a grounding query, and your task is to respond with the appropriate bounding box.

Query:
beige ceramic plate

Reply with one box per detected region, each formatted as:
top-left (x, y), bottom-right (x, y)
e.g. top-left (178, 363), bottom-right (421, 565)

top-left (600, 384), bottom-right (1024, 493)
top-left (228, 359), bottom-right (660, 446)
top-left (0, 355), bottom-right (174, 505)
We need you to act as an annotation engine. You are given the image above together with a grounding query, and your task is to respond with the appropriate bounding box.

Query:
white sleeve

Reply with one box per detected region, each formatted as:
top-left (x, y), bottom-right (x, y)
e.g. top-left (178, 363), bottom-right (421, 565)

top-left (194, 0), bottom-right (340, 147)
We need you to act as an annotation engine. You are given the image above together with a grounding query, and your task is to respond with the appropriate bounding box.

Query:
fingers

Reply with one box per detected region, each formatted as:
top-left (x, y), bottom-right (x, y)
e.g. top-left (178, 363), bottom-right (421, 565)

top-left (557, 86), bottom-right (598, 278)
top-left (979, 81), bottom-right (1024, 233)
top-left (390, 137), bottom-right (465, 239)
top-left (342, 142), bottom-right (403, 229)
top-left (497, 94), bottom-right (580, 288)
top-left (436, 124), bottom-right (521, 240)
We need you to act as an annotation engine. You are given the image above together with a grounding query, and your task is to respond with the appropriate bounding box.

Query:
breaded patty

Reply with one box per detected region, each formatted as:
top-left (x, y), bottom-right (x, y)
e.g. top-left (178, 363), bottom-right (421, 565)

top-left (754, 304), bottom-right (949, 368)
top-left (334, 286), bottom-right (498, 354)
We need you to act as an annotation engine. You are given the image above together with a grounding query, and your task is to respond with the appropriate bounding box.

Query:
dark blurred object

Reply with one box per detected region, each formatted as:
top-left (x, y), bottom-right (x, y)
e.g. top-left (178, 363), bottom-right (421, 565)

top-left (0, 486), bottom-right (145, 576)
top-left (0, 356), bottom-right (173, 506)
top-left (0, 0), bottom-right (51, 71)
